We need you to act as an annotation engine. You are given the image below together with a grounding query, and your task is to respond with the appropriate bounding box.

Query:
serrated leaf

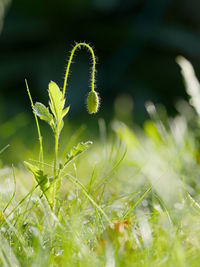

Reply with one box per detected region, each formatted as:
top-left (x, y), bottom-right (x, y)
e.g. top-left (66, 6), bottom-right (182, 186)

top-left (48, 81), bottom-right (65, 122)
top-left (33, 102), bottom-right (55, 130)
top-left (64, 141), bottom-right (93, 166)
top-left (24, 161), bottom-right (51, 205)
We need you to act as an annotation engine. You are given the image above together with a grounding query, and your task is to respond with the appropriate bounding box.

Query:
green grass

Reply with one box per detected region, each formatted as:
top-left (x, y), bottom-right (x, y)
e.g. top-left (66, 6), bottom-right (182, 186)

top-left (1, 111), bottom-right (200, 267)
top-left (1, 54), bottom-right (200, 266)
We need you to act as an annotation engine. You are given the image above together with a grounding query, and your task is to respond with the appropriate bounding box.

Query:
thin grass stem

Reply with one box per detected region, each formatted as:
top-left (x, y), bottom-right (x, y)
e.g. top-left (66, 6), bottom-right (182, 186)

top-left (25, 79), bottom-right (44, 166)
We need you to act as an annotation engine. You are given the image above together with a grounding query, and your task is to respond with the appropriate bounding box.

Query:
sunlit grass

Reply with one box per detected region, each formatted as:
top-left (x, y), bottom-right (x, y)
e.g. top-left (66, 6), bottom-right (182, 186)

top-left (1, 56), bottom-right (200, 266)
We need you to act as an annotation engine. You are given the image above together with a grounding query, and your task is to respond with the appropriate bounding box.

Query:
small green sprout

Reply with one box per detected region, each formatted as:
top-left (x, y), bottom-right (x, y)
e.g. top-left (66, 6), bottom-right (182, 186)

top-left (25, 42), bottom-right (100, 212)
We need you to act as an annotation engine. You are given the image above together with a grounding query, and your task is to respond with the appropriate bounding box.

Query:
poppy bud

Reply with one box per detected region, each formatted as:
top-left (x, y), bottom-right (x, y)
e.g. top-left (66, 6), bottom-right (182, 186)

top-left (87, 90), bottom-right (100, 114)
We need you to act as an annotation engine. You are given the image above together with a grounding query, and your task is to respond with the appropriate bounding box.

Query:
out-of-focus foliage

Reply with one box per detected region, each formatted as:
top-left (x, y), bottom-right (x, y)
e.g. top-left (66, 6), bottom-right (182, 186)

top-left (0, 0), bottom-right (10, 33)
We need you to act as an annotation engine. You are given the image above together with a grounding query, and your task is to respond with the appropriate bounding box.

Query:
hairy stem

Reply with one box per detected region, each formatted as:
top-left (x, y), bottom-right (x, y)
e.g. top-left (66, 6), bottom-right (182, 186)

top-left (63, 42), bottom-right (96, 97)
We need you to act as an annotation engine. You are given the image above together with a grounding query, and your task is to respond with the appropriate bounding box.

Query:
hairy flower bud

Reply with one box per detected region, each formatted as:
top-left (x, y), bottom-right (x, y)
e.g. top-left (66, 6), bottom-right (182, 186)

top-left (87, 91), bottom-right (100, 114)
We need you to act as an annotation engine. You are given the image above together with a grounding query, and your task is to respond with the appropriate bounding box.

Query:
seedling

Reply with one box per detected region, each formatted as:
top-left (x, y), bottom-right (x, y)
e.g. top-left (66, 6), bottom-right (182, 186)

top-left (25, 42), bottom-right (100, 212)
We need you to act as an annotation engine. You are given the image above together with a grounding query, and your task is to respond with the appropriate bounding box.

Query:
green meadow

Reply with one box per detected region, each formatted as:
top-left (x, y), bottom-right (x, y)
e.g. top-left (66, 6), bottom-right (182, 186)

top-left (1, 45), bottom-right (200, 267)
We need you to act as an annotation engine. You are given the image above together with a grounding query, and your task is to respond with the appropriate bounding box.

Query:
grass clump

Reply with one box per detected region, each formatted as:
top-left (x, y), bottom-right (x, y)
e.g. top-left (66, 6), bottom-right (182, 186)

top-left (1, 50), bottom-right (200, 267)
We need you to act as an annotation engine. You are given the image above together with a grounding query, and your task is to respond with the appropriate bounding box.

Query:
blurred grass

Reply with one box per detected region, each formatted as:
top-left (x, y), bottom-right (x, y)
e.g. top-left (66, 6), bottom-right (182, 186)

top-left (1, 57), bottom-right (200, 266)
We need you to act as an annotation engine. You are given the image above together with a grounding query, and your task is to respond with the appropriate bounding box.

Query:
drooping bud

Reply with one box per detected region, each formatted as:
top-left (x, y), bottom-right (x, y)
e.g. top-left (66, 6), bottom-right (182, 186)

top-left (87, 90), bottom-right (100, 114)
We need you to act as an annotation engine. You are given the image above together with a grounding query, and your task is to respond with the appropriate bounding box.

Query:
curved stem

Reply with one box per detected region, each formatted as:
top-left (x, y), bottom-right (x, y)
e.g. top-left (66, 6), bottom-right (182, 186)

top-left (63, 42), bottom-right (96, 97)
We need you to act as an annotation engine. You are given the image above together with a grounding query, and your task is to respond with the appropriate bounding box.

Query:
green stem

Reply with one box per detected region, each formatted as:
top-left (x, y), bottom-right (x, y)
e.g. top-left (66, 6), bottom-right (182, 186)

top-left (25, 79), bottom-right (44, 166)
top-left (52, 122), bottom-right (60, 212)
top-left (0, 144), bottom-right (10, 155)
top-left (63, 42), bottom-right (96, 97)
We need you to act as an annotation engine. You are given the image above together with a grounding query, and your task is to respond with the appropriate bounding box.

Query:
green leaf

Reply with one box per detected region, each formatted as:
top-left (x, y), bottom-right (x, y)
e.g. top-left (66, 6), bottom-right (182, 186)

top-left (58, 119), bottom-right (64, 135)
top-left (62, 106), bottom-right (70, 118)
top-left (58, 106), bottom-right (70, 134)
top-left (33, 102), bottom-right (55, 130)
top-left (24, 161), bottom-right (51, 205)
top-left (48, 81), bottom-right (65, 122)
top-left (64, 141), bottom-right (93, 166)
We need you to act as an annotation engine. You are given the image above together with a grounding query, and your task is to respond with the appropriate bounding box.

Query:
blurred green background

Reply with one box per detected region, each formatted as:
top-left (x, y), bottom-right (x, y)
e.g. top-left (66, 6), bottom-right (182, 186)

top-left (0, 0), bottom-right (200, 162)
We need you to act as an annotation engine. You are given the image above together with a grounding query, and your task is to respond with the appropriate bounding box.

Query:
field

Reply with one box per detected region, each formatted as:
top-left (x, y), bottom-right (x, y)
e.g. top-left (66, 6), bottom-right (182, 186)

top-left (1, 49), bottom-right (200, 267)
